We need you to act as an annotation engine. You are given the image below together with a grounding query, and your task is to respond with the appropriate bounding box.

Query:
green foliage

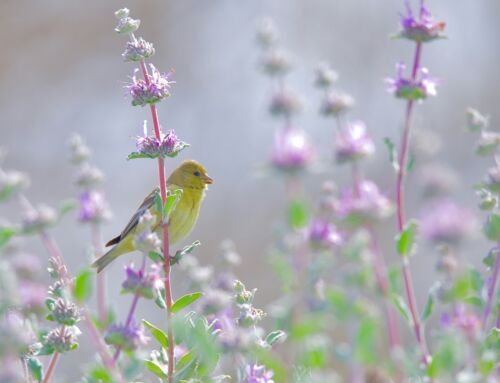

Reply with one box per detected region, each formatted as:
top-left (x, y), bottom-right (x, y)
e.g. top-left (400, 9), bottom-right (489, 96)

top-left (171, 292), bottom-right (203, 314)
top-left (391, 294), bottom-right (412, 324)
top-left (396, 220), bottom-right (418, 257)
top-left (355, 317), bottom-right (378, 364)
top-left (164, 188), bottom-right (183, 222)
top-left (74, 269), bottom-right (93, 303)
top-left (27, 358), bottom-right (43, 382)
top-left (143, 319), bottom-right (169, 349)
top-left (0, 226), bottom-right (16, 249)
top-left (383, 137), bottom-right (399, 173)
top-left (483, 213), bottom-right (500, 241)
top-left (287, 199), bottom-right (309, 229)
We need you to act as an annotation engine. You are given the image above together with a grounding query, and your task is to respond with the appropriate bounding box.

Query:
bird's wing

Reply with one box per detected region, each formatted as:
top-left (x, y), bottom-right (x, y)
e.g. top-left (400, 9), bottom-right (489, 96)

top-left (105, 188), bottom-right (158, 247)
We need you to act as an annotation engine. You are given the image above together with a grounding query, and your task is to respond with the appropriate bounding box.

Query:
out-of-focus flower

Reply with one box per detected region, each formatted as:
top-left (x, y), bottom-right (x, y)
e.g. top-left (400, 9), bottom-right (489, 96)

top-left (22, 204), bottom-right (57, 234)
top-left (199, 288), bottom-right (232, 315)
top-left (128, 65), bottom-right (173, 107)
top-left (334, 121), bottom-right (375, 163)
top-left (122, 37), bottom-right (155, 62)
top-left (105, 321), bottom-right (149, 351)
top-left (307, 219), bottom-right (343, 250)
top-left (122, 263), bottom-right (161, 299)
top-left (269, 89), bottom-right (302, 117)
top-left (75, 165), bottom-right (104, 188)
top-left (130, 121), bottom-right (188, 160)
top-left (114, 8), bottom-right (130, 20)
top-left (78, 190), bottom-right (111, 223)
top-left (386, 62), bottom-right (437, 101)
top-left (131, 210), bottom-right (161, 253)
top-left (218, 240), bottom-right (241, 267)
top-left (441, 305), bottom-right (481, 341)
top-left (18, 282), bottom-right (46, 313)
top-left (68, 134), bottom-right (91, 164)
top-left (476, 130), bottom-right (500, 156)
top-left (483, 166), bottom-right (500, 194)
top-left (260, 49), bottom-right (291, 76)
top-left (0, 169), bottom-right (29, 202)
top-left (397, 0), bottom-right (445, 42)
top-left (238, 306), bottom-right (266, 327)
top-left (314, 62), bottom-right (338, 89)
top-left (465, 107), bottom-right (489, 132)
top-left (11, 253), bottom-right (41, 279)
top-left (256, 18), bottom-right (278, 48)
top-left (336, 180), bottom-right (393, 224)
top-left (320, 90), bottom-right (354, 117)
top-left (271, 127), bottom-right (314, 172)
top-left (51, 299), bottom-right (81, 325)
top-left (45, 326), bottom-right (80, 353)
top-left (419, 163), bottom-right (459, 197)
top-left (420, 199), bottom-right (476, 244)
top-left (0, 314), bottom-right (32, 357)
top-left (115, 16), bottom-right (140, 34)
top-left (244, 364), bottom-right (275, 383)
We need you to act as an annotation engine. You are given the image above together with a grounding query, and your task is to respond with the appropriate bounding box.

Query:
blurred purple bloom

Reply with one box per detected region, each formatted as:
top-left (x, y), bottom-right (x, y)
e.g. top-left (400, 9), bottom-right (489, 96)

top-left (12, 253), bottom-right (41, 279)
top-left (45, 326), bottom-right (80, 353)
top-left (337, 180), bottom-right (393, 224)
top-left (465, 107), bottom-right (489, 132)
top-left (314, 62), bottom-right (338, 89)
top-left (18, 282), bottom-right (46, 313)
top-left (255, 17), bottom-right (278, 48)
top-left (75, 164), bottom-right (104, 188)
top-left (386, 62), bottom-right (437, 101)
top-left (320, 90), bottom-right (354, 117)
top-left (269, 89), bottom-right (302, 117)
top-left (78, 190), bottom-right (110, 223)
top-left (122, 37), bottom-right (155, 62)
top-left (22, 204), bottom-right (57, 233)
top-left (420, 199), bottom-right (476, 244)
top-left (398, 0), bottom-right (446, 42)
top-left (419, 163), bottom-right (459, 198)
top-left (441, 305), bottom-right (480, 341)
top-left (105, 321), bottom-right (148, 351)
top-left (334, 120), bottom-right (375, 163)
top-left (308, 219), bottom-right (343, 250)
top-left (128, 64), bottom-right (173, 107)
top-left (260, 49), bottom-right (291, 76)
top-left (271, 127), bottom-right (314, 172)
top-left (122, 263), bottom-right (161, 299)
top-left (244, 364), bottom-right (275, 383)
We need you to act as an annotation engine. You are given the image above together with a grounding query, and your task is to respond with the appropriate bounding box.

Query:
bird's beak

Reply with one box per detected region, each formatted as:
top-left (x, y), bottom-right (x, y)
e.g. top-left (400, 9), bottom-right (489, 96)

top-left (202, 174), bottom-right (213, 184)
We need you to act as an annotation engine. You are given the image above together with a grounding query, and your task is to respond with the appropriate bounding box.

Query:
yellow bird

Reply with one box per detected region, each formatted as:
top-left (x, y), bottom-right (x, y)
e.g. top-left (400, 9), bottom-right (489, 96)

top-left (92, 160), bottom-right (213, 273)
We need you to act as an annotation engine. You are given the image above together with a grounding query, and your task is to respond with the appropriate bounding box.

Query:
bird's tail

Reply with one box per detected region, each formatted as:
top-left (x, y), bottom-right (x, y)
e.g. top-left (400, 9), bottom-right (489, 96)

top-left (92, 247), bottom-right (121, 273)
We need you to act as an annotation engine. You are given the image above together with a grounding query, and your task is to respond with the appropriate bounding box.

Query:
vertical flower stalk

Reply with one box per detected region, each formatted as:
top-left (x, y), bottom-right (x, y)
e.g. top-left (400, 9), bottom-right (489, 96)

top-left (388, 0), bottom-right (445, 367)
top-left (115, 9), bottom-right (183, 381)
top-left (482, 243), bottom-right (500, 329)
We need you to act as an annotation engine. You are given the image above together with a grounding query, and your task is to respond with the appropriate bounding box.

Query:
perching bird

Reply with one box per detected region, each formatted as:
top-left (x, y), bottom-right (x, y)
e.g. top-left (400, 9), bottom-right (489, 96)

top-left (92, 159), bottom-right (213, 273)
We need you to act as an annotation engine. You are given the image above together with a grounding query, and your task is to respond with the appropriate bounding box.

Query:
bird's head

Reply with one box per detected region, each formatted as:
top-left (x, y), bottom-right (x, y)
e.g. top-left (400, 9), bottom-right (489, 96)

top-left (169, 160), bottom-right (213, 190)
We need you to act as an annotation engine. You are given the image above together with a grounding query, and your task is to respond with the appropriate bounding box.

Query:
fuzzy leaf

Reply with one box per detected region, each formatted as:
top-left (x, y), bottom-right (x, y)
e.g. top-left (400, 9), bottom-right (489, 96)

top-left (0, 226), bottom-right (16, 249)
top-left (164, 189), bottom-right (183, 222)
top-left (154, 189), bottom-right (162, 213)
top-left (384, 137), bottom-right (399, 173)
top-left (265, 330), bottom-right (287, 346)
top-left (172, 292), bottom-right (203, 314)
top-left (144, 360), bottom-right (167, 378)
top-left (391, 294), bottom-right (412, 324)
top-left (74, 269), bottom-right (93, 303)
top-left (422, 284), bottom-right (440, 322)
top-left (27, 358), bottom-right (43, 382)
top-left (142, 320), bottom-right (169, 349)
top-left (148, 251), bottom-right (164, 263)
top-left (170, 241), bottom-right (201, 265)
top-left (155, 285), bottom-right (167, 309)
top-left (483, 213), bottom-right (500, 241)
top-left (396, 220), bottom-right (418, 257)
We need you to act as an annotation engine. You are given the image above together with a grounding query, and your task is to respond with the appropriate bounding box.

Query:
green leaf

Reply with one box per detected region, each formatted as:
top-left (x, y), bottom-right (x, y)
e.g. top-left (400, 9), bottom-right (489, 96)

top-left (58, 199), bottom-right (77, 217)
top-left (89, 366), bottom-right (113, 382)
top-left (483, 247), bottom-right (499, 269)
top-left (406, 152), bottom-right (415, 173)
top-left (287, 199), bottom-right (309, 229)
top-left (164, 189), bottom-right (183, 222)
top-left (170, 241), bottom-right (201, 266)
top-left (171, 292), bottom-right (203, 314)
top-left (422, 283), bottom-right (440, 322)
top-left (144, 360), bottom-right (167, 378)
top-left (142, 320), bottom-right (169, 349)
top-left (391, 294), bottom-right (412, 324)
top-left (396, 220), bottom-right (418, 257)
top-left (384, 137), bottom-right (399, 173)
top-left (0, 226), bottom-right (16, 249)
top-left (27, 358), bottom-right (43, 382)
top-left (155, 285), bottom-right (166, 309)
top-left (483, 213), bottom-right (500, 241)
top-left (265, 330), bottom-right (287, 346)
top-left (154, 189), bottom-right (162, 213)
top-left (355, 317), bottom-right (378, 364)
top-left (74, 269), bottom-right (93, 302)
top-left (148, 251), bottom-right (164, 263)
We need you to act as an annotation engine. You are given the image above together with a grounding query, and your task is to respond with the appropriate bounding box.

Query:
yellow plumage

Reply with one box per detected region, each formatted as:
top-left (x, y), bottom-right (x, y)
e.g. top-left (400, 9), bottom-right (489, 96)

top-left (92, 160), bottom-right (212, 272)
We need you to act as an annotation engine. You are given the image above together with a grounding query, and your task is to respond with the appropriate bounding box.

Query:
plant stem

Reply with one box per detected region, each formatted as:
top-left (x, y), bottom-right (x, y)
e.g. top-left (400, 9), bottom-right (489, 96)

top-left (42, 350), bottom-right (60, 383)
top-left (92, 223), bottom-right (107, 325)
top-left (139, 60), bottom-right (175, 383)
top-left (395, 40), bottom-right (432, 367)
top-left (482, 246), bottom-right (500, 329)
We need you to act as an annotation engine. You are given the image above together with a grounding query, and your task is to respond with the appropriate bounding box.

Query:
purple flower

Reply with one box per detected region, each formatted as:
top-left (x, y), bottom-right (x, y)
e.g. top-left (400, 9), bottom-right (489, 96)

top-left (398, 0), bottom-right (446, 42)
top-left (334, 120), bottom-right (375, 163)
top-left (260, 49), bottom-right (291, 76)
top-left (271, 127), bottom-right (314, 172)
top-left (78, 190), bottom-right (111, 223)
top-left (75, 164), bottom-right (104, 188)
top-left (320, 90), bottom-right (354, 117)
top-left (128, 65), bottom-right (173, 107)
top-left (386, 62), bottom-right (438, 101)
top-left (336, 180), bottom-right (393, 224)
top-left (51, 299), bottom-right (81, 325)
top-left (122, 263), bottom-right (162, 299)
top-left (132, 121), bottom-right (187, 160)
top-left (45, 326), bottom-right (80, 354)
top-left (441, 305), bottom-right (480, 341)
top-left (255, 17), bottom-right (278, 48)
top-left (269, 89), bottom-right (302, 117)
top-left (122, 37), bottom-right (155, 62)
top-left (22, 204), bottom-right (57, 233)
top-left (18, 282), bottom-right (46, 313)
top-left (420, 199), bottom-right (476, 244)
top-left (105, 321), bottom-right (148, 351)
top-left (314, 62), bottom-right (338, 89)
top-left (308, 219), bottom-right (343, 250)
top-left (244, 364), bottom-right (275, 383)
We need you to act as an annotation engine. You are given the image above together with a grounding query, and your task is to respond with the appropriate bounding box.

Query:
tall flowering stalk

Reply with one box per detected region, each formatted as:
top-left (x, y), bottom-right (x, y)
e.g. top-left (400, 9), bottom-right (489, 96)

top-left (114, 9), bottom-right (188, 382)
top-left (388, 0), bottom-right (444, 368)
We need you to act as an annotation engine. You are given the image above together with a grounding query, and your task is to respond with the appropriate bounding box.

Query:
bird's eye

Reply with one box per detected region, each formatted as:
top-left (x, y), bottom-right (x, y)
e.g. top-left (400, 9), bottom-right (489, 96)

top-left (193, 171), bottom-right (201, 177)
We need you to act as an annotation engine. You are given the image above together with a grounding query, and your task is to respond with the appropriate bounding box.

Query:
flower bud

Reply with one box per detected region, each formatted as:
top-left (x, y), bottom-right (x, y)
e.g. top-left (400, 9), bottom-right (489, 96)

top-left (269, 89), bottom-right (302, 117)
top-left (260, 49), bottom-right (291, 76)
top-left (123, 37), bottom-right (155, 62)
top-left (320, 90), bottom-right (354, 117)
top-left (115, 17), bottom-right (140, 34)
top-left (45, 326), bottom-right (80, 353)
top-left (114, 8), bottom-right (130, 20)
top-left (314, 62), bottom-right (338, 89)
top-left (51, 299), bottom-right (81, 325)
top-left (386, 63), bottom-right (437, 101)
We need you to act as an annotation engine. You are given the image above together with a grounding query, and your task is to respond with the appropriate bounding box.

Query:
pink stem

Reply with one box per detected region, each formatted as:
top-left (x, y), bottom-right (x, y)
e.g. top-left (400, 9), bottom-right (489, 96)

top-left (395, 41), bottom-right (432, 367)
top-left (92, 223), bottom-right (107, 325)
top-left (482, 247), bottom-right (500, 329)
top-left (42, 350), bottom-right (60, 383)
top-left (139, 60), bottom-right (175, 383)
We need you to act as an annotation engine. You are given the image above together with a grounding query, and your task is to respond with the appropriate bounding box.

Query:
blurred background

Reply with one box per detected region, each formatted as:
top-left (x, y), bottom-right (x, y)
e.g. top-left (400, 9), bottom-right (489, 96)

top-left (1, 0), bottom-right (499, 379)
